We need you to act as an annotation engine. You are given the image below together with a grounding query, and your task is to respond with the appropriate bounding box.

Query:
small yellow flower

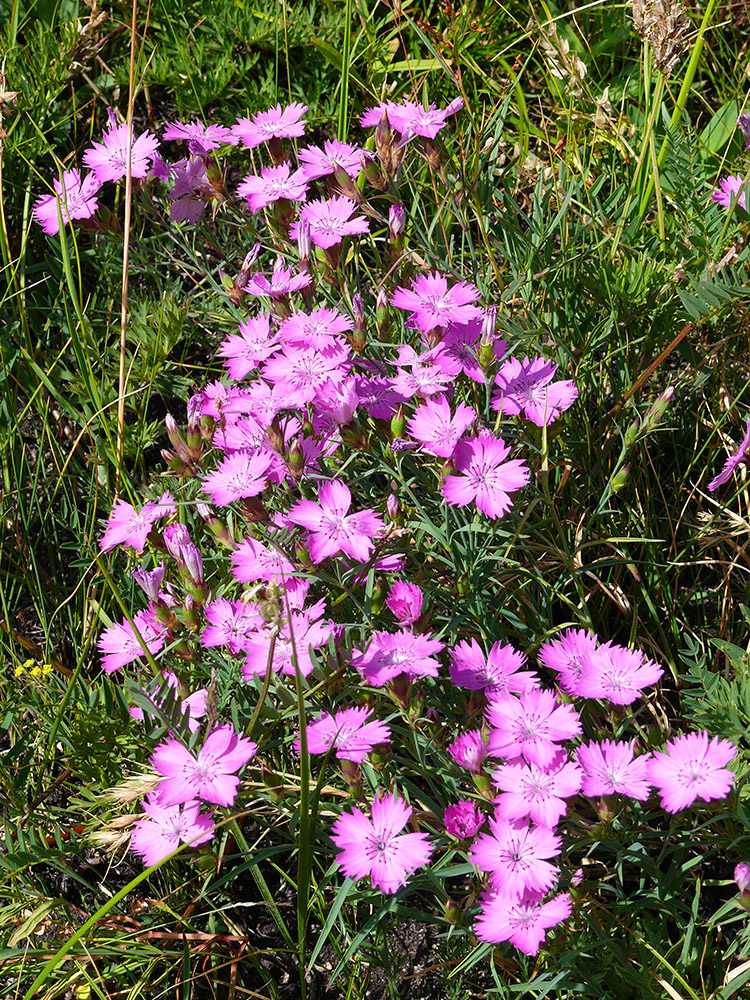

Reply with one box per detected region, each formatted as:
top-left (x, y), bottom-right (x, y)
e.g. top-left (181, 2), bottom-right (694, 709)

top-left (30, 666), bottom-right (42, 676)
top-left (14, 665), bottom-right (25, 677)
top-left (41, 663), bottom-right (53, 675)
top-left (22, 658), bottom-right (35, 668)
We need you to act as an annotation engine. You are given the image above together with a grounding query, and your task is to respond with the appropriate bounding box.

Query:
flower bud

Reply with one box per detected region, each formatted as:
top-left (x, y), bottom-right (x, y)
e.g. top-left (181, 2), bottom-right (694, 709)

top-left (735, 862), bottom-right (750, 910)
top-left (350, 292), bottom-right (367, 352)
top-left (444, 800), bottom-right (484, 840)
top-left (165, 414), bottom-right (191, 463)
top-left (390, 405), bottom-right (406, 439)
top-left (132, 564), bottom-right (165, 602)
top-left (386, 493), bottom-right (400, 521)
top-left (389, 203), bottom-right (405, 241)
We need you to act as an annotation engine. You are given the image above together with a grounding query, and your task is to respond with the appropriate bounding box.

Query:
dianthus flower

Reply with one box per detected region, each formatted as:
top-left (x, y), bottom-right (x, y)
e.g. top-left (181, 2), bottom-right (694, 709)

top-left (83, 123), bottom-right (159, 183)
top-left (444, 800), bottom-right (485, 839)
top-left (647, 731), bottom-right (736, 812)
top-left (470, 815), bottom-right (561, 898)
top-left (712, 175), bottom-right (747, 210)
top-left (162, 120), bottom-right (237, 155)
top-left (537, 627), bottom-right (599, 697)
top-left (233, 102), bottom-right (308, 148)
top-left (199, 599), bottom-right (262, 655)
top-left (448, 730), bottom-right (488, 773)
top-left (492, 751), bottom-right (582, 827)
top-left (576, 642), bottom-right (664, 705)
top-left (242, 602), bottom-right (333, 679)
top-left (287, 480), bottom-right (383, 563)
top-left (98, 608), bottom-right (166, 673)
top-left (279, 307), bottom-right (353, 350)
top-left (245, 257), bottom-right (312, 299)
top-left (474, 888), bottom-right (572, 954)
top-left (708, 418), bottom-right (750, 491)
top-left (237, 163), bottom-right (309, 213)
top-left (361, 97), bottom-right (463, 141)
top-left (130, 795), bottom-right (215, 866)
top-left (151, 724), bottom-right (257, 807)
top-left (407, 396), bottom-right (476, 458)
top-left (33, 169), bottom-right (101, 235)
top-left (449, 638), bottom-right (538, 695)
top-left (262, 343), bottom-right (350, 406)
top-left (486, 688), bottom-right (582, 767)
top-left (576, 740), bottom-right (652, 800)
top-left (353, 629), bottom-right (444, 686)
top-left (230, 536), bottom-right (296, 584)
top-left (166, 157), bottom-right (213, 223)
top-left (385, 581), bottom-right (423, 625)
top-left (294, 707), bottom-right (390, 761)
top-left (331, 792), bottom-right (433, 894)
top-left (441, 432), bottom-right (530, 519)
top-left (298, 139), bottom-right (370, 180)
top-left (491, 356), bottom-right (578, 426)
top-left (218, 313), bottom-right (280, 380)
top-left (289, 196), bottom-right (370, 249)
top-left (99, 492), bottom-right (176, 552)
top-left (201, 449), bottom-right (272, 506)
top-left (391, 272), bottom-right (482, 333)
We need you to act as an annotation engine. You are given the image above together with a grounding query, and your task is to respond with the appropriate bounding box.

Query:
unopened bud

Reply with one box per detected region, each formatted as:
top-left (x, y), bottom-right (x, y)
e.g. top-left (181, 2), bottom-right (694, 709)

top-left (390, 405), bottom-right (405, 439)
top-left (296, 218), bottom-right (312, 264)
top-left (287, 437), bottom-right (305, 479)
top-left (376, 287), bottom-right (390, 339)
top-left (132, 564), bottom-right (165, 602)
top-left (165, 414), bottom-right (190, 463)
top-left (375, 110), bottom-right (394, 172)
top-left (350, 292), bottom-right (366, 352)
top-left (609, 464), bottom-right (630, 493)
top-left (386, 493), bottom-right (400, 520)
top-left (389, 203), bottom-right (405, 240)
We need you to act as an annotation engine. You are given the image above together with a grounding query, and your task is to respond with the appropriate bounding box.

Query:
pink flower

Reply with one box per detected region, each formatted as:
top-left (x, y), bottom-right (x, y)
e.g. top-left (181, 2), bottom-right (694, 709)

top-left (233, 102), bottom-right (308, 148)
top-left (162, 120), bottom-right (237, 155)
top-left (576, 642), bottom-right (664, 705)
top-left (385, 581), bottom-right (423, 624)
top-left (230, 537), bottom-right (296, 584)
top-left (361, 97), bottom-right (463, 141)
top-left (448, 730), bottom-right (488, 773)
top-left (353, 629), bottom-right (445, 686)
top-left (474, 888), bottom-right (572, 954)
top-left (200, 599), bottom-right (262, 655)
top-left (441, 433), bottom-right (530, 519)
top-left (218, 314), bottom-right (280, 380)
top-left (647, 731), bottom-right (736, 812)
top-left (391, 272), bottom-right (482, 333)
top-left (151, 724), bottom-right (257, 807)
top-left (492, 751), bottom-right (582, 827)
top-left (279, 307), bottom-right (353, 350)
top-left (289, 196), bottom-right (370, 249)
top-left (712, 175), bottom-right (747, 210)
top-left (407, 396), bottom-right (476, 458)
top-left (708, 418), bottom-right (750, 491)
top-left (449, 638), bottom-right (538, 695)
top-left (98, 608), bottom-right (166, 673)
top-left (491, 356), bottom-right (578, 426)
top-left (576, 740), bottom-right (652, 800)
top-left (130, 795), bottom-right (215, 865)
top-left (99, 492), bottom-right (176, 552)
top-left (444, 800), bottom-right (484, 839)
top-left (294, 707), bottom-right (390, 761)
top-left (470, 815), bottom-right (561, 898)
top-left (486, 689), bottom-right (582, 767)
top-left (129, 671), bottom-right (207, 735)
top-left (245, 257), bottom-right (312, 299)
top-left (82, 123), bottom-right (159, 183)
top-left (735, 862), bottom-right (750, 897)
top-left (166, 157), bottom-right (213, 223)
top-left (237, 163), bottom-right (309, 213)
top-left (34, 169), bottom-right (101, 234)
top-left (331, 792), bottom-right (432, 894)
top-left (298, 139), bottom-right (370, 180)
top-left (242, 604), bottom-right (333, 679)
top-left (537, 628), bottom-right (599, 697)
top-left (287, 480), bottom-right (383, 563)
top-left (262, 343), bottom-right (350, 406)
top-left (201, 449), bottom-right (272, 506)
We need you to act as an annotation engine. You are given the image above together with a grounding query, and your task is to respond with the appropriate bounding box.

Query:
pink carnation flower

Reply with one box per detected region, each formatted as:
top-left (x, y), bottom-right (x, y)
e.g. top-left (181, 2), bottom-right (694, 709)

top-left (151, 724), bottom-right (257, 807)
top-left (492, 750), bottom-right (582, 827)
top-left (83, 123), bottom-right (159, 183)
top-left (294, 707), bottom-right (390, 762)
top-left (199, 599), bottom-right (262, 655)
top-left (391, 271), bottom-right (482, 333)
top-left (279, 307), bottom-right (353, 350)
top-left (201, 449), bottom-right (272, 506)
top-left (162, 120), bottom-right (237, 155)
top-left (287, 480), bottom-right (383, 563)
top-left (491, 356), bottom-right (578, 426)
top-left (712, 175), bottom-right (747, 210)
top-left (361, 97), bottom-right (463, 142)
top-left (537, 628), bottom-right (599, 697)
top-left (448, 730), bottom-right (488, 773)
top-left (470, 814), bottom-right (561, 898)
top-left (298, 139), bottom-right (370, 180)
top-left (130, 795), bottom-right (215, 866)
top-left (237, 163), bottom-right (309, 213)
top-left (245, 257), bottom-right (312, 299)
top-left (33, 169), bottom-right (101, 235)
top-left (647, 731), bottom-right (736, 812)
top-left (385, 581), bottom-right (423, 624)
top-left (708, 418), bottom-right (750, 491)
top-left (441, 433), bottom-right (530, 519)
top-left (474, 888), bottom-right (572, 954)
top-left (289, 196), bottom-right (370, 249)
top-left (230, 536), bottom-right (296, 584)
top-left (407, 396), bottom-right (476, 458)
top-left (444, 800), bottom-right (485, 839)
top-left (449, 638), bottom-right (538, 695)
top-left (218, 313), bottom-right (280, 380)
top-left (576, 740), bottom-right (652, 800)
top-left (353, 629), bottom-right (444, 686)
top-left (98, 608), bottom-right (166, 673)
top-left (486, 688), bottom-right (582, 767)
top-left (99, 492), bottom-right (176, 552)
top-left (233, 102), bottom-right (308, 148)
top-left (331, 792), bottom-right (432, 894)
top-left (576, 642), bottom-right (664, 705)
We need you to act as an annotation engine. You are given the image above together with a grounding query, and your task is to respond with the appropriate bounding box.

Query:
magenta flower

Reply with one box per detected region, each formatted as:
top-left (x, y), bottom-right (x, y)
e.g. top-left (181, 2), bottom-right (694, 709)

top-left (162, 120), bottom-right (237, 155)
top-left (361, 97), bottom-right (463, 141)
top-left (353, 629), bottom-right (445, 686)
top-left (444, 800), bottom-right (485, 839)
top-left (287, 480), bottom-right (383, 563)
top-left (735, 862), bottom-right (750, 897)
top-left (98, 608), bottom-right (166, 673)
top-left (298, 139), bottom-right (370, 180)
top-left (130, 795), bottom-right (215, 866)
top-left (385, 581), bottom-right (423, 625)
top-left (647, 731), bottom-right (736, 813)
top-left (201, 449), bottom-right (272, 506)
top-left (289, 196), bottom-right (370, 249)
top-left (537, 628), bottom-right (599, 697)
top-left (233, 102), bottom-right (308, 148)
top-left (294, 707), bottom-right (390, 762)
top-left (200, 599), bottom-right (262, 655)
top-left (492, 751), bottom-right (583, 827)
top-left (391, 272), bottom-right (482, 333)
top-left (237, 163), bottom-right (309, 213)
top-left (218, 314), bottom-right (280, 380)
top-left (34, 169), bottom-right (101, 235)
top-left (713, 175), bottom-right (747, 210)
top-left (486, 689), bottom-right (582, 767)
top-left (576, 740), bottom-right (652, 800)
top-left (230, 537), bottom-right (296, 584)
top-left (330, 792), bottom-right (432, 894)
top-left (448, 730), bottom-right (488, 773)
top-left (389, 351), bottom-right (455, 399)
top-left (449, 638), bottom-right (538, 695)
top-left (245, 257), bottom-right (312, 299)
top-left (474, 888), bottom-right (572, 954)
top-left (242, 604), bottom-right (333, 679)
top-left (151, 724), bottom-right (257, 807)
top-left (279, 307), bottom-right (353, 350)
top-left (576, 642), bottom-right (664, 705)
top-left (470, 815), bottom-right (561, 898)
top-left (441, 432), bottom-right (530, 519)
top-left (407, 396), bottom-right (476, 458)
top-left (708, 418), bottom-right (750, 491)
top-left (83, 123), bottom-right (159, 183)
top-left (262, 343), bottom-right (350, 406)
top-left (491, 356), bottom-right (578, 426)
top-left (99, 492), bottom-right (176, 552)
